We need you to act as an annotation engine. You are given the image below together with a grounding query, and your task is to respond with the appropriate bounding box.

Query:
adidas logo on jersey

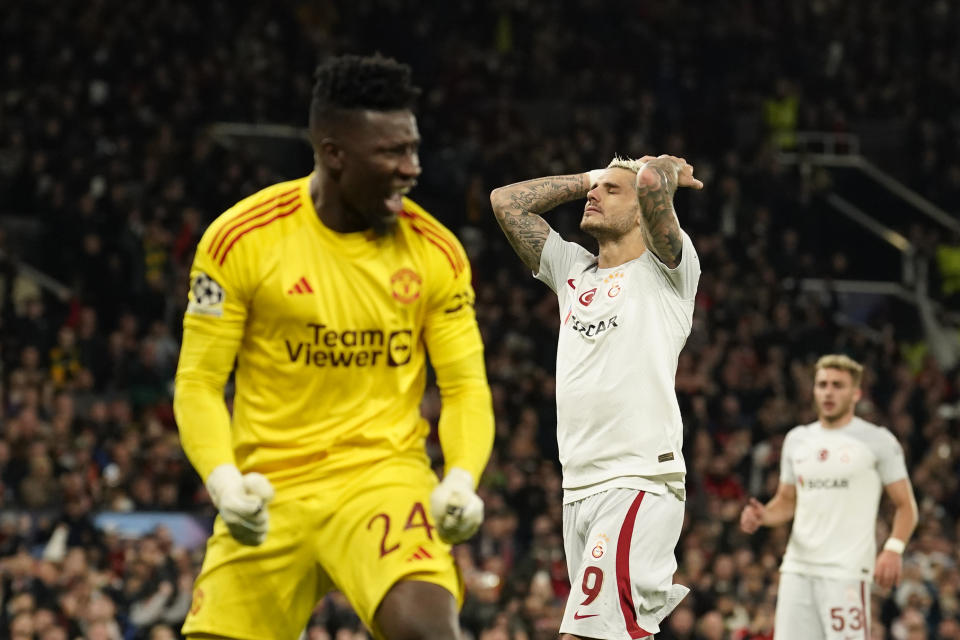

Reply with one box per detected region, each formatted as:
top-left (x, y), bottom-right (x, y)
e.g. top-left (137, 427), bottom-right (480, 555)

top-left (406, 546), bottom-right (433, 562)
top-left (287, 277), bottom-right (314, 295)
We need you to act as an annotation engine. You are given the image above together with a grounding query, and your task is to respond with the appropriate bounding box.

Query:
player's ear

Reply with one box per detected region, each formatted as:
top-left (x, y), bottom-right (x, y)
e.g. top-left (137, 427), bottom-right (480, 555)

top-left (318, 138), bottom-right (345, 172)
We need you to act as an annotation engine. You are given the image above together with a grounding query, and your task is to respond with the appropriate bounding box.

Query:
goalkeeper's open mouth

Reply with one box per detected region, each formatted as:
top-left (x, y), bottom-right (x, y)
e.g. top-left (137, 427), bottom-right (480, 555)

top-left (386, 184), bottom-right (415, 214)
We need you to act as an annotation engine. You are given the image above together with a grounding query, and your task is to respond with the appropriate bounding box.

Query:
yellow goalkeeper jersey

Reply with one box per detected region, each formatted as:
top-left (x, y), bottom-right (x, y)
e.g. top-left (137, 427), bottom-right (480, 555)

top-left (174, 175), bottom-right (490, 498)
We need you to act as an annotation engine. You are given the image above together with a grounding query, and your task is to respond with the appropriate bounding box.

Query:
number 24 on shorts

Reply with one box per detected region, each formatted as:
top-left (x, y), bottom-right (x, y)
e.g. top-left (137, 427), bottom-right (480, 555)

top-left (367, 502), bottom-right (435, 557)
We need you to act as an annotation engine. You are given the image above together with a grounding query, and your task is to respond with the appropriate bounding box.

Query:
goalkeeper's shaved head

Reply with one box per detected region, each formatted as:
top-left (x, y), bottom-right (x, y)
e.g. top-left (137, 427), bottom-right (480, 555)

top-left (309, 54), bottom-right (421, 138)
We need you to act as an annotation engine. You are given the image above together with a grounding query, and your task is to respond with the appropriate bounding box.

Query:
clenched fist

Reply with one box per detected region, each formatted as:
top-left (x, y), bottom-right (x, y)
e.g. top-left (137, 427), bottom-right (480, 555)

top-left (430, 468), bottom-right (483, 544)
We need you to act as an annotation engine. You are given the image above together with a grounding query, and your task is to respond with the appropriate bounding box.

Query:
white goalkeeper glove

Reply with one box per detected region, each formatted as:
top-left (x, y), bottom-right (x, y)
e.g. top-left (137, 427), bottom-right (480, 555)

top-left (205, 464), bottom-right (275, 546)
top-left (430, 467), bottom-right (484, 544)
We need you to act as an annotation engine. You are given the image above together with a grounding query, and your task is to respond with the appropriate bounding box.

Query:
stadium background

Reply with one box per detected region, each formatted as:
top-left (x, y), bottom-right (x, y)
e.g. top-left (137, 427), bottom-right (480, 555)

top-left (2, 1), bottom-right (959, 638)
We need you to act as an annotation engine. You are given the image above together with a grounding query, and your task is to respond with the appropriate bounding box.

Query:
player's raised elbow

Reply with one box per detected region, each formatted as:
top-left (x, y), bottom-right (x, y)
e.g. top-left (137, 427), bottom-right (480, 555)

top-left (489, 187), bottom-right (508, 219)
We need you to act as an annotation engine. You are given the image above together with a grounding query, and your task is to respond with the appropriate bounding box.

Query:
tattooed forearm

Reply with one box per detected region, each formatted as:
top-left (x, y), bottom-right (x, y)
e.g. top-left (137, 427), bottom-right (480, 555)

top-left (495, 212), bottom-right (550, 272)
top-left (636, 160), bottom-right (683, 268)
top-left (496, 175), bottom-right (589, 215)
top-left (490, 174), bottom-right (589, 271)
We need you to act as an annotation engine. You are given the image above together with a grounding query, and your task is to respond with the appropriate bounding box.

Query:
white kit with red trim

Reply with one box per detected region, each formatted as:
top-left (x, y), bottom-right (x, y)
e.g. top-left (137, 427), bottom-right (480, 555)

top-left (534, 228), bottom-right (700, 495)
top-left (534, 226), bottom-right (700, 639)
top-left (560, 488), bottom-right (689, 639)
top-left (779, 417), bottom-right (908, 581)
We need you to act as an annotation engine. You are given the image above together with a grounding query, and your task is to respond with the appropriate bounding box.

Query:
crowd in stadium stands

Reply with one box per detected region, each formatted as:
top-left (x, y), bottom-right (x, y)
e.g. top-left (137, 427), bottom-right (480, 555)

top-left (2, 1), bottom-right (959, 639)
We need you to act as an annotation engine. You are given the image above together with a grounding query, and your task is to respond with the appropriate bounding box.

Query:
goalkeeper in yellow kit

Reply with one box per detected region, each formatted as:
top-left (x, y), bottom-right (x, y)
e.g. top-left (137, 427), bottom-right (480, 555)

top-left (173, 55), bottom-right (494, 640)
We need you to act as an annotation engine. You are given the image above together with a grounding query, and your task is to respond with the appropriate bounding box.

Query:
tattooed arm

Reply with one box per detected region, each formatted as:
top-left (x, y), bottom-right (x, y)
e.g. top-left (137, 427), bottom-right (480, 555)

top-left (636, 156), bottom-right (699, 269)
top-left (489, 174), bottom-right (590, 271)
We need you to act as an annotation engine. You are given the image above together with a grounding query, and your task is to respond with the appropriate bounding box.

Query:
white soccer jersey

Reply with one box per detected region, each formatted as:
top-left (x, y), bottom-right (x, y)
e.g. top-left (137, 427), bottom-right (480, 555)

top-left (535, 229), bottom-right (700, 495)
top-left (779, 417), bottom-right (908, 580)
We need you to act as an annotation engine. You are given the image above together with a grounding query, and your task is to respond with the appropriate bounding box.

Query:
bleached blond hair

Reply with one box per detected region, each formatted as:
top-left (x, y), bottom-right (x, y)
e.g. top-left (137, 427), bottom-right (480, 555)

top-left (815, 354), bottom-right (864, 387)
top-left (606, 155), bottom-right (648, 173)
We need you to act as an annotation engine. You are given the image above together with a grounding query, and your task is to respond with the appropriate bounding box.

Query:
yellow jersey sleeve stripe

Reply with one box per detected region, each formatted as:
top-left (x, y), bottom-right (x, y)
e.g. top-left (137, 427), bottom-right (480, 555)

top-left (399, 210), bottom-right (466, 275)
top-left (218, 201), bottom-right (302, 265)
top-left (207, 184), bottom-right (299, 252)
top-left (208, 186), bottom-right (300, 261)
top-left (406, 218), bottom-right (462, 275)
top-left (417, 218), bottom-right (467, 272)
top-left (405, 211), bottom-right (466, 270)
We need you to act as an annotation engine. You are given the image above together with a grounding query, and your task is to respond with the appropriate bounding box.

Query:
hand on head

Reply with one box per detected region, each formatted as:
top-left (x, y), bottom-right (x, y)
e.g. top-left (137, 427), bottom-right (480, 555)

top-left (637, 155), bottom-right (704, 191)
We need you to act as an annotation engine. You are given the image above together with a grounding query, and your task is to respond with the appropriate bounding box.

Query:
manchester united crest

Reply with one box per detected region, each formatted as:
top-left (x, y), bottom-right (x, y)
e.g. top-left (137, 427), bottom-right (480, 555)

top-left (391, 268), bottom-right (422, 303)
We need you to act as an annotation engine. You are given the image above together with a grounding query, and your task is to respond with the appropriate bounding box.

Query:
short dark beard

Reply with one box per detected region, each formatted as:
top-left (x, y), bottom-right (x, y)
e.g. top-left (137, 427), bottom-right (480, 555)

top-left (580, 216), bottom-right (629, 242)
top-left (369, 213), bottom-right (397, 237)
top-left (340, 190), bottom-right (395, 236)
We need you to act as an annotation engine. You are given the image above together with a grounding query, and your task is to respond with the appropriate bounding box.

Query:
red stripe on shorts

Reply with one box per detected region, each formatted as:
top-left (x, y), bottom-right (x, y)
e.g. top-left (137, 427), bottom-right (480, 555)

top-left (616, 491), bottom-right (652, 639)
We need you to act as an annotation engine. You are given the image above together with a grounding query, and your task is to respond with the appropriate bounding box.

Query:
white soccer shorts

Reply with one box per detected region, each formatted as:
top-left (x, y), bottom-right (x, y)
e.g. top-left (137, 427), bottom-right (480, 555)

top-left (774, 572), bottom-right (871, 640)
top-left (560, 488), bottom-right (689, 639)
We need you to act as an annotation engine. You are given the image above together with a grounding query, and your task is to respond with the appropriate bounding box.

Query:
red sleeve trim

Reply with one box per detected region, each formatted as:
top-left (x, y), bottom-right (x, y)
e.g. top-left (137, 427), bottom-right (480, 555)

top-left (208, 186), bottom-right (300, 261)
top-left (218, 203), bottom-right (302, 265)
top-left (399, 210), bottom-right (466, 276)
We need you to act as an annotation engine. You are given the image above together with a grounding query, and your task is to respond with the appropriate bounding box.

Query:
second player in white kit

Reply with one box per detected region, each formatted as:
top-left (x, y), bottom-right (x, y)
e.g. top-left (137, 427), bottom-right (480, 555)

top-left (491, 154), bottom-right (703, 639)
top-left (741, 355), bottom-right (919, 640)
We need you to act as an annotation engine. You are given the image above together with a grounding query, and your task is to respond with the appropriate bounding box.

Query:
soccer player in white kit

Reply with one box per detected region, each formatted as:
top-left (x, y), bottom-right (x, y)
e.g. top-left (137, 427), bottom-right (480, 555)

top-left (740, 354), bottom-right (919, 640)
top-left (491, 155), bottom-right (703, 639)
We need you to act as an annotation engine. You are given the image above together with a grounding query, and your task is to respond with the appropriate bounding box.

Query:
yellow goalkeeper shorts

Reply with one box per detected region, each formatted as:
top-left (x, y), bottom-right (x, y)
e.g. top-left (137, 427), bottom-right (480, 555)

top-left (182, 453), bottom-right (463, 640)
